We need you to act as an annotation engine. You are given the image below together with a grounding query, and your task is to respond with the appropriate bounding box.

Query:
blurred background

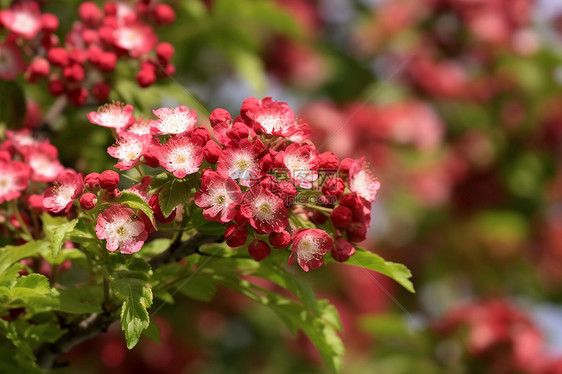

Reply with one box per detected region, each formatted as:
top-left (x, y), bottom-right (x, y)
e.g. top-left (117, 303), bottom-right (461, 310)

top-left (26, 0), bottom-right (562, 372)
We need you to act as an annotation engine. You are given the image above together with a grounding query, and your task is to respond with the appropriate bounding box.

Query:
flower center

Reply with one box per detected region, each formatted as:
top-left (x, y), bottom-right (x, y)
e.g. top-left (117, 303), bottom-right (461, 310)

top-left (216, 195), bottom-right (225, 204)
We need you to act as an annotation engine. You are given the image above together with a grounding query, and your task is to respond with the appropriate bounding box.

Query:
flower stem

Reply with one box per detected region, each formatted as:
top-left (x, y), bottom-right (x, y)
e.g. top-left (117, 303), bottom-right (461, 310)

top-left (11, 200), bottom-right (33, 240)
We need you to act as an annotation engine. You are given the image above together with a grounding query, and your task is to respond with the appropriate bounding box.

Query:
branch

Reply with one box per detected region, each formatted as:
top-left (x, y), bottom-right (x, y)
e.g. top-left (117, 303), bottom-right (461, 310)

top-left (35, 233), bottom-right (224, 370)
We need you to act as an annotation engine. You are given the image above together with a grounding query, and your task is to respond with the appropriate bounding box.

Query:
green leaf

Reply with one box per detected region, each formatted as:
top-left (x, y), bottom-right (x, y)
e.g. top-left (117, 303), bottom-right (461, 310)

top-left (41, 214), bottom-right (79, 259)
top-left (116, 191), bottom-right (156, 226)
top-left (142, 319), bottom-right (161, 343)
top-left (216, 275), bottom-right (344, 372)
top-left (159, 179), bottom-right (193, 218)
top-left (177, 275), bottom-right (217, 302)
top-left (56, 286), bottom-right (104, 314)
top-left (340, 248), bottom-right (415, 293)
top-left (189, 206), bottom-right (226, 235)
top-left (112, 258), bottom-right (153, 349)
top-left (135, 238), bottom-right (171, 258)
top-left (6, 274), bottom-right (59, 313)
top-left (0, 263), bottom-right (23, 287)
top-left (0, 241), bottom-right (48, 275)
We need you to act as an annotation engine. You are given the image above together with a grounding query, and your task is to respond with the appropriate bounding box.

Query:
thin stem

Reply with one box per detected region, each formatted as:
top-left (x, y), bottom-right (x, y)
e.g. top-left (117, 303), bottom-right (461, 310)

top-left (11, 200), bottom-right (33, 240)
top-left (301, 203), bottom-right (332, 214)
top-left (134, 164), bottom-right (145, 178)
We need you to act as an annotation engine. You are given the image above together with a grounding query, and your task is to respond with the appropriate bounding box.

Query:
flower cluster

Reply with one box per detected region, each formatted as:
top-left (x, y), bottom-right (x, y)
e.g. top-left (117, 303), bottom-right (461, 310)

top-left (82, 97), bottom-right (381, 271)
top-left (0, 0), bottom-right (175, 106)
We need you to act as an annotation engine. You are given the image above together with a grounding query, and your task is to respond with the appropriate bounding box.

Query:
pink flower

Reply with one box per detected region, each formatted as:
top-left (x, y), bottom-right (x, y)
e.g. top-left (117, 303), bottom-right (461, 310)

top-left (0, 42), bottom-right (25, 81)
top-left (289, 228), bottom-right (333, 272)
top-left (349, 157), bottom-right (381, 203)
top-left (241, 97), bottom-right (297, 137)
top-left (157, 135), bottom-right (204, 178)
top-left (0, 2), bottom-right (42, 39)
top-left (107, 133), bottom-right (151, 170)
top-left (217, 139), bottom-right (264, 187)
top-left (194, 170), bottom-right (243, 223)
top-left (150, 105), bottom-right (197, 135)
top-left (240, 185), bottom-right (288, 234)
top-left (282, 143), bottom-right (319, 189)
top-left (0, 159), bottom-right (31, 204)
top-left (95, 204), bottom-right (148, 254)
top-left (21, 143), bottom-right (63, 183)
top-left (113, 22), bottom-right (157, 58)
top-left (87, 102), bottom-right (135, 130)
top-left (43, 171), bottom-right (84, 213)
top-left (119, 117), bottom-right (151, 136)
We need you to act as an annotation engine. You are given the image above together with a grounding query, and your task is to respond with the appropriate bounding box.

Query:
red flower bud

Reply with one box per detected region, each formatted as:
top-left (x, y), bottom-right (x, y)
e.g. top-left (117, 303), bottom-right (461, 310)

top-left (331, 238), bottom-right (355, 262)
top-left (225, 224), bottom-right (247, 248)
top-left (143, 146), bottom-right (160, 168)
top-left (99, 170), bottom-right (119, 190)
top-left (339, 158), bottom-right (355, 177)
top-left (330, 205), bottom-right (353, 228)
top-left (63, 63), bottom-right (85, 82)
top-left (26, 58), bottom-right (50, 83)
top-left (84, 172), bottom-right (100, 189)
top-left (41, 14), bottom-right (59, 33)
top-left (152, 4), bottom-right (176, 25)
top-left (209, 108), bottom-right (231, 126)
top-left (92, 82), bottom-right (111, 101)
top-left (227, 123), bottom-right (249, 141)
top-left (79, 192), bottom-right (97, 210)
top-left (203, 140), bottom-right (222, 164)
top-left (318, 152), bottom-right (339, 170)
top-left (248, 239), bottom-right (271, 261)
top-left (156, 42), bottom-right (174, 62)
top-left (347, 223), bottom-right (367, 242)
top-left (192, 127), bottom-right (211, 144)
top-left (322, 177), bottom-right (345, 199)
top-left (78, 2), bottom-right (103, 26)
top-left (98, 52), bottom-right (117, 71)
top-left (137, 68), bottom-right (156, 88)
top-left (67, 87), bottom-right (88, 106)
top-left (269, 230), bottom-right (291, 249)
top-left (47, 47), bottom-right (69, 67)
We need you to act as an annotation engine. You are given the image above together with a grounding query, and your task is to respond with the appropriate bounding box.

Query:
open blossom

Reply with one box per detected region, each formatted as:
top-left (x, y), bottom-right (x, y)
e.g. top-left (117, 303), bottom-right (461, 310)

top-left (241, 97), bottom-right (297, 137)
top-left (150, 106), bottom-right (197, 135)
top-left (25, 148), bottom-right (64, 183)
top-left (349, 158), bottom-right (381, 203)
top-left (194, 170), bottom-right (243, 223)
top-left (107, 133), bottom-right (151, 170)
top-left (240, 185), bottom-right (289, 234)
top-left (95, 204), bottom-right (148, 254)
top-left (87, 102), bottom-right (135, 130)
top-left (120, 117), bottom-right (152, 136)
top-left (217, 139), bottom-right (264, 187)
top-left (0, 2), bottom-right (42, 39)
top-left (289, 228), bottom-right (333, 272)
top-left (43, 171), bottom-right (84, 213)
top-left (0, 42), bottom-right (25, 80)
top-left (156, 135), bottom-right (204, 178)
top-left (114, 22), bottom-right (157, 58)
top-left (282, 143), bottom-right (319, 189)
top-left (0, 159), bottom-right (31, 204)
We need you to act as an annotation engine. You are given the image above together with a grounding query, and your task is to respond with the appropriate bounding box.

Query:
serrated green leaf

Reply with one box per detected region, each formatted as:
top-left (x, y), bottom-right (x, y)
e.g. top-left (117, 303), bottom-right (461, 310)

top-left (116, 191), bottom-right (156, 226)
top-left (159, 179), bottom-right (193, 218)
top-left (0, 241), bottom-right (48, 274)
top-left (41, 214), bottom-right (79, 259)
top-left (112, 258), bottom-right (153, 349)
top-left (189, 206), bottom-right (226, 235)
top-left (0, 263), bottom-right (23, 287)
top-left (343, 248), bottom-right (415, 293)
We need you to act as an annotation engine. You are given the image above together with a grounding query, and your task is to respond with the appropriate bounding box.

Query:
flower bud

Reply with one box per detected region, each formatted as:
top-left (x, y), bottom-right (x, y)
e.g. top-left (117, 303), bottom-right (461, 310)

top-left (192, 127), bottom-right (211, 144)
top-left (225, 224), bottom-right (247, 248)
top-left (92, 82), bottom-right (111, 101)
top-left (330, 205), bottom-right (352, 228)
top-left (84, 172), bottom-right (100, 189)
top-left (47, 47), bottom-right (69, 67)
top-left (78, 2), bottom-right (103, 25)
top-left (318, 152), bottom-right (339, 170)
top-left (137, 68), bottom-right (156, 88)
top-left (204, 141), bottom-right (222, 164)
top-left (41, 14), bottom-right (59, 33)
top-left (249, 239), bottom-right (271, 261)
top-left (209, 108), bottom-right (231, 126)
top-left (153, 4), bottom-right (176, 25)
top-left (269, 230), bottom-right (291, 249)
top-left (156, 42), bottom-right (174, 62)
top-left (79, 192), bottom-right (97, 210)
top-left (67, 87), bottom-right (88, 106)
top-left (339, 158), bottom-right (355, 177)
top-left (331, 238), bottom-right (355, 262)
top-left (99, 170), bottom-right (119, 190)
top-left (322, 177), bottom-right (345, 199)
top-left (347, 223), bottom-right (367, 242)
